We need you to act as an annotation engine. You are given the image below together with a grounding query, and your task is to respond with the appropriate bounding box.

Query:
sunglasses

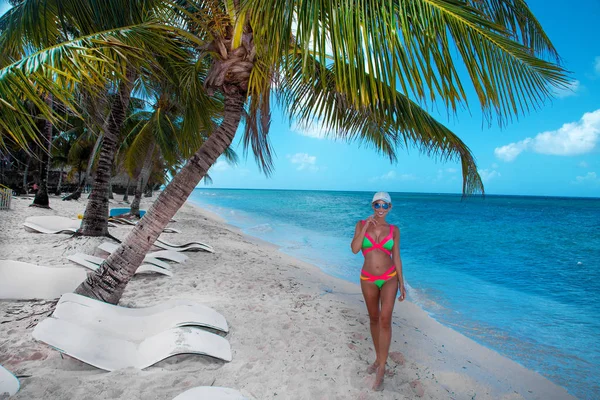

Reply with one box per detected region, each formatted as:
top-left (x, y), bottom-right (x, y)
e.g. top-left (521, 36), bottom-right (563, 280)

top-left (373, 202), bottom-right (390, 210)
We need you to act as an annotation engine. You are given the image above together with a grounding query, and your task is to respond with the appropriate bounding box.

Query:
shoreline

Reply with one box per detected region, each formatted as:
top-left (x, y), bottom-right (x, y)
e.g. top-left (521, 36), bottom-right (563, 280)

top-left (0, 194), bottom-right (575, 399)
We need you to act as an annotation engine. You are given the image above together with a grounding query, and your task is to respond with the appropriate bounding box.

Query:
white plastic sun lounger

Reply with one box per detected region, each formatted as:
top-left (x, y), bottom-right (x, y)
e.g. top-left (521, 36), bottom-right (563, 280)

top-left (23, 216), bottom-right (117, 234)
top-left (54, 293), bottom-right (228, 338)
top-left (155, 238), bottom-right (214, 253)
top-left (0, 260), bottom-right (87, 300)
top-left (173, 387), bottom-right (248, 400)
top-left (98, 242), bottom-right (188, 264)
top-left (69, 251), bottom-right (171, 271)
top-left (33, 317), bottom-right (232, 371)
top-left (0, 364), bottom-right (20, 397)
top-left (109, 218), bottom-right (181, 233)
top-left (149, 250), bottom-right (188, 263)
top-left (67, 253), bottom-right (173, 277)
top-left (23, 215), bottom-right (80, 234)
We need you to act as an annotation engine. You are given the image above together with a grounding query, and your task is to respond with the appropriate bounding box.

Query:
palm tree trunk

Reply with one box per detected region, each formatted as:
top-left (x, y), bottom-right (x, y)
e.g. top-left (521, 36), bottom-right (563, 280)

top-left (76, 133), bottom-right (104, 198)
top-left (33, 97), bottom-right (53, 208)
top-left (75, 92), bottom-right (245, 303)
top-left (22, 157), bottom-right (30, 194)
top-left (78, 72), bottom-right (134, 236)
top-left (130, 143), bottom-right (155, 217)
top-left (54, 165), bottom-right (64, 195)
top-left (123, 178), bottom-right (131, 202)
top-left (84, 133), bottom-right (103, 186)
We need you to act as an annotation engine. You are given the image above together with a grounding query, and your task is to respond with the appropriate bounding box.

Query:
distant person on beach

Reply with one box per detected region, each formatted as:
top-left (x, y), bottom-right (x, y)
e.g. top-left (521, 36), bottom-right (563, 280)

top-left (351, 191), bottom-right (405, 391)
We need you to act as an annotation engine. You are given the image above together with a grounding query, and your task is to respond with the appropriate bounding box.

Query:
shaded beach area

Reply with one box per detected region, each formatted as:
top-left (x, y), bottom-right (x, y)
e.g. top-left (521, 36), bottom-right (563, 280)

top-left (0, 194), bottom-right (575, 399)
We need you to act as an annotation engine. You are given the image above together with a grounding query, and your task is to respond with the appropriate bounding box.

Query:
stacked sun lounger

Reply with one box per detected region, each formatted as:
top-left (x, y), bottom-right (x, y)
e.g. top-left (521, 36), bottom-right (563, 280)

top-left (154, 238), bottom-right (214, 253)
top-left (0, 260), bottom-right (88, 300)
top-left (0, 364), bottom-right (20, 397)
top-left (33, 293), bottom-right (232, 371)
top-left (109, 217), bottom-right (181, 233)
top-left (67, 253), bottom-right (173, 276)
top-left (22, 216), bottom-right (118, 234)
top-left (97, 242), bottom-right (189, 263)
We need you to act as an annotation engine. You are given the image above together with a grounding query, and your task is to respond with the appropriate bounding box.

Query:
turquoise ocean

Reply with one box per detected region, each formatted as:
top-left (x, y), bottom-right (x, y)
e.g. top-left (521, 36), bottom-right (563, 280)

top-left (188, 189), bottom-right (599, 399)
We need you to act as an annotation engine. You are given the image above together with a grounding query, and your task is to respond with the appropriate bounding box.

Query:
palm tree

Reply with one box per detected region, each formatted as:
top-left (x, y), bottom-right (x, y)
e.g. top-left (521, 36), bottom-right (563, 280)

top-left (70, 0), bottom-right (569, 302)
top-left (0, 0), bottom-right (213, 235)
top-left (31, 95), bottom-right (54, 207)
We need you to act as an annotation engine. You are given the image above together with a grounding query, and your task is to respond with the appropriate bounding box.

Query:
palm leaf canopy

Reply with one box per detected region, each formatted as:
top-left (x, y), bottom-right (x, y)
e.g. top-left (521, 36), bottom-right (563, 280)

top-left (0, 0), bottom-right (214, 151)
top-left (231, 0), bottom-right (569, 194)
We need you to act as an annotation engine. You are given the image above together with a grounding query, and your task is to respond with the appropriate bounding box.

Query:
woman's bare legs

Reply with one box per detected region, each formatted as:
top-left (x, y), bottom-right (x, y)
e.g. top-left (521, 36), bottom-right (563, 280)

top-left (361, 280), bottom-right (381, 374)
top-left (373, 279), bottom-right (398, 390)
top-left (361, 277), bottom-right (398, 390)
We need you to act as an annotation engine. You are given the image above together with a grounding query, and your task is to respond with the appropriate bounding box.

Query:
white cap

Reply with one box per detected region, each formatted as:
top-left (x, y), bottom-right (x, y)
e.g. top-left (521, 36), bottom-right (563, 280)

top-left (372, 191), bottom-right (391, 204)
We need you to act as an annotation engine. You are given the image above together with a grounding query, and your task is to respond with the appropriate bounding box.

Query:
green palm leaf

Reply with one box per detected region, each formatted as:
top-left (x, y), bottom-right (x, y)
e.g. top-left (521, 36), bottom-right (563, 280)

top-left (278, 54), bottom-right (484, 194)
top-left (0, 21), bottom-right (201, 151)
top-left (248, 0), bottom-right (570, 125)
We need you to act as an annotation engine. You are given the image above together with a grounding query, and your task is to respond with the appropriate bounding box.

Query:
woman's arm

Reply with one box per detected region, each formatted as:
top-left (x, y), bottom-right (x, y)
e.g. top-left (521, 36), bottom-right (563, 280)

top-left (350, 221), bottom-right (368, 254)
top-left (392, 226), bottom-right (406, 301)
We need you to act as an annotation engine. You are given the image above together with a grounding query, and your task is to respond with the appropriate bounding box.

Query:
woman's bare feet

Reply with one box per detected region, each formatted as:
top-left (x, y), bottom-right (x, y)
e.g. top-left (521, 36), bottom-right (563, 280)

top-left (372, 364), bottom-right (385, 391)
top-left (366, 362), bottom-right (379, 374)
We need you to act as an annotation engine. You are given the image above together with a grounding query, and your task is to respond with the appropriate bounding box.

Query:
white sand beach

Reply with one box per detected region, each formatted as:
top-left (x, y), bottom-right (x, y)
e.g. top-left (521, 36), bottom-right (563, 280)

top-left (0, 194), bottom-right (575, 400)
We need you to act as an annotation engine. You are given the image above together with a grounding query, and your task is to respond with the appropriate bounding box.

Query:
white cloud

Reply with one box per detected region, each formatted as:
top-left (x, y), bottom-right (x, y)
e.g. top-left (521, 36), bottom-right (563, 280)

top-left (553, 80), bottom-right (581, 98)
top-left (210, 159), bottom-right (230, 172)
top-left (494, 139), bottom-right (532, 162)
top-left (380, 171), bottom-right (397, 180)
top-left (370, 170), bottom-right (416, 182)
top-left (595, 56), bottom-right (600, 75)
top-left (479, 169), bottom-right (501, 182)
top-left (491, 163), bottom-right (499, 169)
top-left (287, 153), bottom-right (319, 171)
top-left (573, 172), bottom-right (598, 185)
top-left (291, 120), bottom-right (333, 139)
top-left (432, 167), bottom-right (460, 183)
top-left (579, 161), bottom-right (589, 168)
top-left (495, 109), bottom-right (600, 162)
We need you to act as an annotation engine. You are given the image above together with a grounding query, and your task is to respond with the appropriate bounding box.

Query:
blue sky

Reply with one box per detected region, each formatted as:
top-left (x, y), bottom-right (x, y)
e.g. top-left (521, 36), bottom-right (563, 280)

top-left (2, 1), bottom-right (599, 197)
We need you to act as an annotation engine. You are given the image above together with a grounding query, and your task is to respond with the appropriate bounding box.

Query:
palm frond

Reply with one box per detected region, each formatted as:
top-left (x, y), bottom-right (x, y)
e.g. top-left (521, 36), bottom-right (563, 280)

top-left (0, 21), bottom-right (200, 151)
top-left (248, 0), bottom-right (570, 125)
top-left (242, 60), bottom-right (274, 176)
top-left (278, 54), bottom-right (484, 195)
top-left (222, 145), bottom-right (239, 166)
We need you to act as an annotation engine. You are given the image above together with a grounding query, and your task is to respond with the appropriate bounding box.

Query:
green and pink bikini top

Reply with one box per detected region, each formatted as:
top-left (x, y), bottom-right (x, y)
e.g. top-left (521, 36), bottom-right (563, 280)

top-left (361, 221), bottom-right (394, 256)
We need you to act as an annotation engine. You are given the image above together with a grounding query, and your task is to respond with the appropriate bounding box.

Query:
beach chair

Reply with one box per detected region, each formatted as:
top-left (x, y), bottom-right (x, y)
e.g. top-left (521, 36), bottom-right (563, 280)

top-left (54, 293), bottom-right (228, 339)
top-left (0, 260), bottom-right (87, 300)
top-left (155, 238), bottom-right (214, 253)
top-left (69, 251), bottom-right (171, 270)
top-left (172, 387), bottom-right (248, 400)
top-left (109, 217), bottom-right (181, 233)
top-left (23, 215), bottom-right (80, 234)
top-left (23, 216), bottom-right (117, 234)
top-left (32, 317), bottom-right (232, 371)
top-left (98, 242), bottom-right (188, 264)
top-left (67, 253), bottom-right (173, 276)
top-left (0, 365), bottom-right (19, 397)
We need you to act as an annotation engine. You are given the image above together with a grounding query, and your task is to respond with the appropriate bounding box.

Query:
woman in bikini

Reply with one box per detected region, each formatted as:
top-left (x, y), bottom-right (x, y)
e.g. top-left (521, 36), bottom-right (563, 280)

top-left (351, 191), bottom-right (406, 391)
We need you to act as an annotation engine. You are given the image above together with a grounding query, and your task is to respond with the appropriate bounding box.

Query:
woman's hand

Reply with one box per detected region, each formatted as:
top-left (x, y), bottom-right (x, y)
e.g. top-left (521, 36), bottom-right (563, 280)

top-left (364, 215), bottom-right (377, 228)
top-left (398, 283), bottom-right (406, 302)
